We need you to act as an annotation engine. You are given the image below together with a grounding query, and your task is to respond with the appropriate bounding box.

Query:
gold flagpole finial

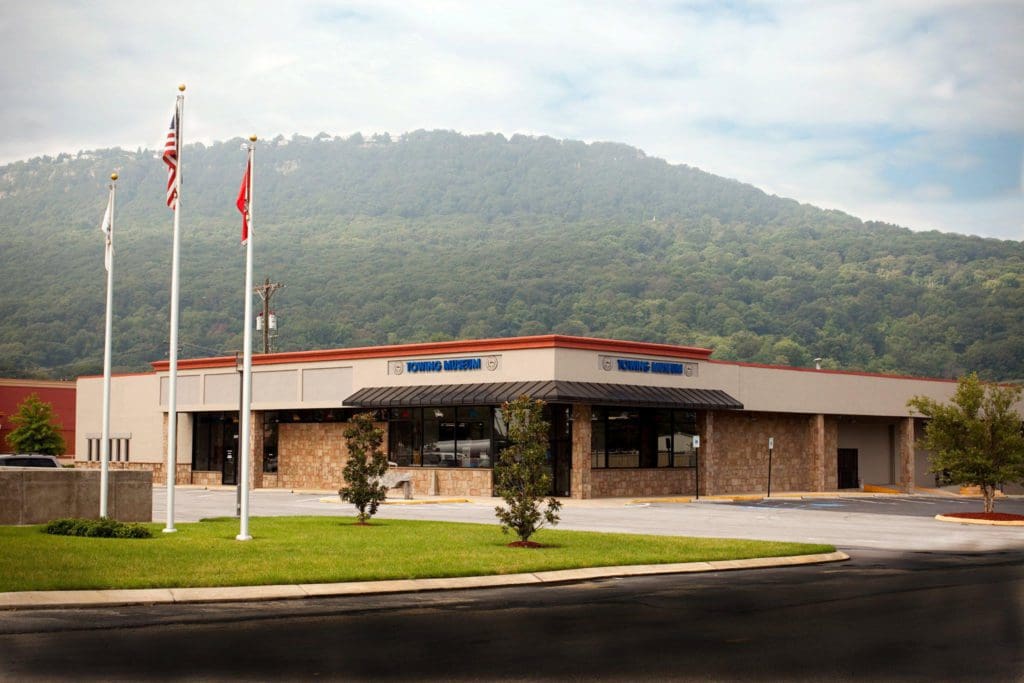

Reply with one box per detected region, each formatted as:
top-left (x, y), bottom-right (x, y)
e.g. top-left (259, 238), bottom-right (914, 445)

top-left (178, 83), bottom-right (186, 92)
top-left (249, 135), bottom-right (257, 142)
top-left (110, 172), bottom-right (118, 181)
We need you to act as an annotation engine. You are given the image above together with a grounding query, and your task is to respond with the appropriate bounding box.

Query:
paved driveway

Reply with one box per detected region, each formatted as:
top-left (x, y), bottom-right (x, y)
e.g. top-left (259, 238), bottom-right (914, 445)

top-left (154, 487), bottom-right (1024, 554)
top-left (726, 494), bottom-right (1024, 517)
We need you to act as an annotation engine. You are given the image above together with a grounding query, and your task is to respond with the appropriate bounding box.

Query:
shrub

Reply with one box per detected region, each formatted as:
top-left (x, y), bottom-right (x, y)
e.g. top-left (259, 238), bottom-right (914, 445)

top-left (5, 393), bottom-right (66, 455)
top-left (43, 518), bottom-right (152, 538)
top-left (339, 412), bottom-right (390, 523)
top-left (493, 396), bottom-right (562, 544)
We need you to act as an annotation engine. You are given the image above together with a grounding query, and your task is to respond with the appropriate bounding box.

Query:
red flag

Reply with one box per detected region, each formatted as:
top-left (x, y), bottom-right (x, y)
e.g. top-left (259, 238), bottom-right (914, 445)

top-left (237, 160), bottom-right (250, 245)
top-left (162, 105), bottom-right (180, 210)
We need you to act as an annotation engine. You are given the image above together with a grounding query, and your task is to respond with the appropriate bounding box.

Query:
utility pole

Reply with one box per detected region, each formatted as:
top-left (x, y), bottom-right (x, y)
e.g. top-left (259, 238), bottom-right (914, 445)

top-left (253, 277), bottom-right (284, 354)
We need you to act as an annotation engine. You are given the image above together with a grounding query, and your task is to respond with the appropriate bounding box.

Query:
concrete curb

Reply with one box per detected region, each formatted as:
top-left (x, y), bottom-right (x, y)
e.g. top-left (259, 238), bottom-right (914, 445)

top-left (0, 551), bottom-right (848, 610)
top-left (934, 514), bottom-right (1024, 527)
top-left (318, 497), bottom-right (472, 505)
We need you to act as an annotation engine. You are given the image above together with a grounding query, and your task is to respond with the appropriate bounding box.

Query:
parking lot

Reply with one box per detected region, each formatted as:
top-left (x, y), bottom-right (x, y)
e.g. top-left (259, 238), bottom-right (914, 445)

top-left (153, 487), bottom-right (1024, 554)
top-left (725, 494), bottom-right (1024, 517)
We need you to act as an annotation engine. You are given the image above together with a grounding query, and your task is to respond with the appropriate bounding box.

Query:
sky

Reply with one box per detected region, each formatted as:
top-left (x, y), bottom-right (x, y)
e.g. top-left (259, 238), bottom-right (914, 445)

top-left (1, 0), bottom-right (1021, 241)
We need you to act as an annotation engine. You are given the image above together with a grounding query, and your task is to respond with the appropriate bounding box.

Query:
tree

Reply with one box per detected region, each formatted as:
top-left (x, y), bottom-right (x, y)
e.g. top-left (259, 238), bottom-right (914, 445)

top-left (5, 393), bottom-right (66, 455)
top-left (339, 412), bottom-right (389, 524)
top-left (493, 396), bottom-right (562, 545)
top-left (908, 374), bottom-right (1024, 513)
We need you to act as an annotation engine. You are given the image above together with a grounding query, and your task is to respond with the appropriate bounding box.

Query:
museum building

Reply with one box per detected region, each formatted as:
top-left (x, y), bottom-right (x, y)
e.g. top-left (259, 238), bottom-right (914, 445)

top-left (74, 334), bottom-right (971, 498)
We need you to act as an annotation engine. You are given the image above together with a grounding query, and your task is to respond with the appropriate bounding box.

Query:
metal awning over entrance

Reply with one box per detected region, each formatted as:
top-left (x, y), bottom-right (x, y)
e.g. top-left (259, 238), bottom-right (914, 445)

top-left (344, 381), bottom-right (742, 410)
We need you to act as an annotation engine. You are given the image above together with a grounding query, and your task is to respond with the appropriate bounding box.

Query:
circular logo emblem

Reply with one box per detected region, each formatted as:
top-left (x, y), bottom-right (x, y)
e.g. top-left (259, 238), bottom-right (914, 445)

top-left (486, 356), bottom-right (499, 371)
top-left (392, 362), bottom-right (403, 375)
top-left (602, 358), bottom-right (613, 371)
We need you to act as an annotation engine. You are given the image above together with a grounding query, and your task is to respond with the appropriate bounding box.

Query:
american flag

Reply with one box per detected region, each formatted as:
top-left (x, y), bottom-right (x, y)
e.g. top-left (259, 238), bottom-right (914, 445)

top-left (162, 105), bottom-right (179, 209)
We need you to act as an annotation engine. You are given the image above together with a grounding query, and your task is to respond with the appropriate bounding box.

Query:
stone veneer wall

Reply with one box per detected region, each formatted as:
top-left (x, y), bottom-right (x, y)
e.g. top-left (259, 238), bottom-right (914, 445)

top-left (250, 411), bottom-right (265, 489)
top-left (191, 471), bottom-right (221, 487)
top-left (275, 420), bottom-right (493, 494)
top-left (590, 468), bottom-right (694, 498)
top-left (276, 422), bottom-right (349, 490)
top-left (394, 467), bottom-right (494, 497)
top-left (571, 404), bottom-right (592, 499)
top-left (706, 411), bottom-right (838, 494)
top-left (77, 460), bottom-right (190, 486)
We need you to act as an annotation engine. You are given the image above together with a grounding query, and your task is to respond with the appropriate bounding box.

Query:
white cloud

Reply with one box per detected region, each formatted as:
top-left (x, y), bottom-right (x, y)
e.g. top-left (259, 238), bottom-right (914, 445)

top-left (0, 0), bottom-right (1021, 239)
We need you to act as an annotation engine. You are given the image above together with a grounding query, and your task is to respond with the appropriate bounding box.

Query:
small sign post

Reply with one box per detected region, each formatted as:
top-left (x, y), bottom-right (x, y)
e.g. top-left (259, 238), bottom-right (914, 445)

top-left (693, 435), bottom-right (701, 500)
top-left (767, 437), bottom-right (775, 498)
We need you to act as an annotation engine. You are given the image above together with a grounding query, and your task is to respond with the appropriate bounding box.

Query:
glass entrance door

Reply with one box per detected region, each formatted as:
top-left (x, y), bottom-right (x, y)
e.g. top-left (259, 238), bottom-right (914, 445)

top-left (548, 405), bottom-right (571, 497)
top-left (193, 412), bottom-right (239, 485)
top-left (222, 444), bottom-right (238, 485)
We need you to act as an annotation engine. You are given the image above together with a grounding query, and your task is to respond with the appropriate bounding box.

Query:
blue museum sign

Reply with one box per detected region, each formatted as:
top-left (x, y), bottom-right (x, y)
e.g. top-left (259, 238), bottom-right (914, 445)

top-left (406, 358), bottom-right (483, 373)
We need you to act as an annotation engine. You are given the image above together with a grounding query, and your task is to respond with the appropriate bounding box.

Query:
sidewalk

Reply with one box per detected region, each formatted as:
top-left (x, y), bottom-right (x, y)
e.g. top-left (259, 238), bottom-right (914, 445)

top-left (0, 551), bottom-right (848, 611)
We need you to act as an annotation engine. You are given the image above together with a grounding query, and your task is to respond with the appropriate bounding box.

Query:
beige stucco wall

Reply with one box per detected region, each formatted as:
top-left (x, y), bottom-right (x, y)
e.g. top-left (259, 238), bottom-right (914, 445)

top-left (838, 420), bottom-right (895, 486)
top-left (76, 374), bottom-right (171, 465)
top-left (143, 346), bottom-right (984, 422)
top-left (551, 347), bottom-right (967, 418)
top-left (78, 340), bottom-right (1023, 496)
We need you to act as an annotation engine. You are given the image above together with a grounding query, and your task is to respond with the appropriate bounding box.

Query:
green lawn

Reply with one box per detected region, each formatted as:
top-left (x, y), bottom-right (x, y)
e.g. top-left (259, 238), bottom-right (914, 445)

top-left (0, 517), bottom-right (835, 592)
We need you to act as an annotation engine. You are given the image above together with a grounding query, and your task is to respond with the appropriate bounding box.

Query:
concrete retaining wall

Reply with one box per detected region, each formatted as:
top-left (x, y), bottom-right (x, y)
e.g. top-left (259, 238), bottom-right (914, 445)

top-left (0, 469), bottom-right (152, 525)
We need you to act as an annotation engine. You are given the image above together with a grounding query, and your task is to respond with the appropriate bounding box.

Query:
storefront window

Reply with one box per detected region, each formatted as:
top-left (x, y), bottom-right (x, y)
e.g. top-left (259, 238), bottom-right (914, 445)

top-left (655, 409), bottom-right (674, 467)
top-left (263, 413), bottom-right (279, 473)
top-left (389, 406), bottom-right (494, 468)
top-left (591, 411), bottom-right (606, 468)
top-left (606, 409), bottom-right (640, 467)
top-left (192, 412), bottom-right (237, 472)
top-left (387, 408), bottom-right (418, 466)
top-left (591, 407), bottom-right (697, 469)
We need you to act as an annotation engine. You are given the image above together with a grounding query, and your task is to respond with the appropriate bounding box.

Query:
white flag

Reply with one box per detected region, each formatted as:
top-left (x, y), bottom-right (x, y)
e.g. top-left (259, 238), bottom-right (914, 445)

top-left (101, 192), bottom-right (113, 271)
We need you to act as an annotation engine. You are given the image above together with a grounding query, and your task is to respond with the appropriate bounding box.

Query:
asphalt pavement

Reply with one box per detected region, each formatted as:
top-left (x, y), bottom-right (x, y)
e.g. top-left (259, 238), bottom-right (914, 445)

top-left (4, 487), bottom-right (1021, 611)
top-left (153, 486), bottom-right (1024, 551)
top-left (2, 547), bottom-right (1021, 681)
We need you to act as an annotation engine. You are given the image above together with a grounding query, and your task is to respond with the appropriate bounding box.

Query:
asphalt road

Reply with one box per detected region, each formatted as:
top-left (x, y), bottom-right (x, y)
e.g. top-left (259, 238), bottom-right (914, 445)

top-left (3, 490), bottom-right (1021, 681)
top-left (1, 548), bottom-right (1021, 681)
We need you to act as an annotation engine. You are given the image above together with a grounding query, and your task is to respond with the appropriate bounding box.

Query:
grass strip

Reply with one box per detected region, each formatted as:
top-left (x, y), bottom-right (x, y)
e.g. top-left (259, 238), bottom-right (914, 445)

top-left (0, 516), bottom-right (834, 592)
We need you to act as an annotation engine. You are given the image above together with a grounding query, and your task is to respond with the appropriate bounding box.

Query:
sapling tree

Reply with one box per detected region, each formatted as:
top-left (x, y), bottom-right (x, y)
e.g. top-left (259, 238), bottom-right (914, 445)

top-left (908, 374), bottom-right (1024, 513)
top-left (493, 396), bottom-right (562, 544)
top-left (5, 393), bottom-right (66, 455)
top-left (339, 411), bottom-right (390, 524)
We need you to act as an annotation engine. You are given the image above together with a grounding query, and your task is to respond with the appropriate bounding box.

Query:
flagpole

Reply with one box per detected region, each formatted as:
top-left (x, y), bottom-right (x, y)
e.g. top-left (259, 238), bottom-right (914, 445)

top-left (99, 172), bottom-right (117, 518)
top-left (237, 135), bottom-right (257, 541)
top-left (164, 84), bottom-right (185, 534)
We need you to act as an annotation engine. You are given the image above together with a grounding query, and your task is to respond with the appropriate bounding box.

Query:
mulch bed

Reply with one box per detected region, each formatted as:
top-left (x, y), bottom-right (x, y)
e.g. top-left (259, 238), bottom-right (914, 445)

top-left (940, 512), bottom-right (1024, 522)
top-left (507, 541), bottom-right (544, 548)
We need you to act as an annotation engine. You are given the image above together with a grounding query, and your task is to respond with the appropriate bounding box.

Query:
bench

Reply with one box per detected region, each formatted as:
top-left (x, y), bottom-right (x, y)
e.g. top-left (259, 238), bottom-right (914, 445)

top-left (379, 463), bottom-right (414, 500)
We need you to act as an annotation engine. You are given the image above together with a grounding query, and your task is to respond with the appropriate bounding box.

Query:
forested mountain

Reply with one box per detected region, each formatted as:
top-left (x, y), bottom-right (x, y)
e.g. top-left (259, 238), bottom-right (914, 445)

top-left (0, 130), bottom-right (1021, 380)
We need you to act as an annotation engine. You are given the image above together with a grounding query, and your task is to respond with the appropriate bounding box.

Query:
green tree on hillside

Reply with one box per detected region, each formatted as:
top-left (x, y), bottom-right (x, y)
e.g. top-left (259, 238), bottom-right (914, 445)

top-left (1, 133), bottom-right (1023, 380)
top-left (908, 374), bottom-right (1024, 513)
top-left (5, 394), bottom-right (66, 455)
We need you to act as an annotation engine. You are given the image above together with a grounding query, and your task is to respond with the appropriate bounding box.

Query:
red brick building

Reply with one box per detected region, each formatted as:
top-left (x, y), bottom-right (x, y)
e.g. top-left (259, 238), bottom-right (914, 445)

top-left (0, 379), bottom-right (76, 456)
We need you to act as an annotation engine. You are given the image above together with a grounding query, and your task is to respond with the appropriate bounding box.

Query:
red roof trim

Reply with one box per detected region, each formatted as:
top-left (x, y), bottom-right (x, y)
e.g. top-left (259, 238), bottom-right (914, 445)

top-left (78, 371), bottom-right (172, 380)
top-left (149, 335), bottom-right (715, 371)
top-left (0, 378), bottom-right (76, 389)
top-left (143, 335), bottom-right (967, 384)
